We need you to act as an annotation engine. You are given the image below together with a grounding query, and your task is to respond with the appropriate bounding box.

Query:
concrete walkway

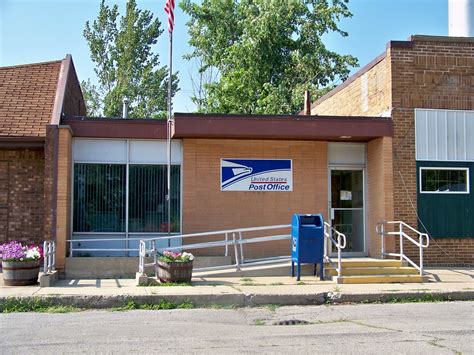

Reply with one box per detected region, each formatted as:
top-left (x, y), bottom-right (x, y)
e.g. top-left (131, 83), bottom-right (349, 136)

top-left (0, 267), bottom-right (473, 308)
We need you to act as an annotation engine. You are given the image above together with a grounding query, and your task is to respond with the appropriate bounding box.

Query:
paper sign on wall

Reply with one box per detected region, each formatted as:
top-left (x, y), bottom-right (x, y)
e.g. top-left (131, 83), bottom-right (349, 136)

top-left (221, 159), bottom-right (292, 192)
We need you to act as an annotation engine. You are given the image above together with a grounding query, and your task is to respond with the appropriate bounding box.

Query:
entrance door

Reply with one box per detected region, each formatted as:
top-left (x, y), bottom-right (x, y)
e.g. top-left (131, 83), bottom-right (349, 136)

top-left (329, 169), bottom-right (365, 255)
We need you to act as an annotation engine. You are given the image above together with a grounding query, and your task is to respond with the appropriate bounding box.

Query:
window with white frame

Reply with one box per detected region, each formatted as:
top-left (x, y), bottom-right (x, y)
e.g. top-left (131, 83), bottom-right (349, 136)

top-left (420, 168), bottom-right (469, 194)
top-left (72, 139), bottom-right (182, 234)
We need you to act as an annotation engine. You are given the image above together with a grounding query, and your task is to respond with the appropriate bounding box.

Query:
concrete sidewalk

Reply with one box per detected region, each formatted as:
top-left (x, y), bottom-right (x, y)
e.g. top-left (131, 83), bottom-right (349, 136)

top-left (0, 268), bottom-right (473, 308)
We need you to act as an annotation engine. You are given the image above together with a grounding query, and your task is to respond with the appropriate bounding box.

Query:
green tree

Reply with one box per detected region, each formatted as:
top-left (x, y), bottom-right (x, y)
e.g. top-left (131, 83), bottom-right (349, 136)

top-left (181, 0), bottom-right (358, 114)
top-left (82, 0), bottom-right (178, 118)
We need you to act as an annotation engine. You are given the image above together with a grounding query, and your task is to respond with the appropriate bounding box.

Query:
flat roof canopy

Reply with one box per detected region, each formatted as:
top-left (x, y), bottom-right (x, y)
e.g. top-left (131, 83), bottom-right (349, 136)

top-left (62, 113), bottom-right (392, 142)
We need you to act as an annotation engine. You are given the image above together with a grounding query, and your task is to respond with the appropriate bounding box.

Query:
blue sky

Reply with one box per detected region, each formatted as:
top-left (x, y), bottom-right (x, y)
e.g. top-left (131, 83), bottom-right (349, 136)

top-left (0, 0), bottom-right (448, 113)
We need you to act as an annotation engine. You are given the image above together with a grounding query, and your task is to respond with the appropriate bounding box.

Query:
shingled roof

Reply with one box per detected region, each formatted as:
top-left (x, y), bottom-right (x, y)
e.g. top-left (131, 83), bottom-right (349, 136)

top-left (0, 59), bottom-right (62, 138)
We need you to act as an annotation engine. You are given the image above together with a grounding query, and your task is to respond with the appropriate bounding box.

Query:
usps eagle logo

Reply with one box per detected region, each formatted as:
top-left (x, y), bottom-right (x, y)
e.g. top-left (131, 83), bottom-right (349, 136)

top-left (221, 159), bottom-right (292, 191)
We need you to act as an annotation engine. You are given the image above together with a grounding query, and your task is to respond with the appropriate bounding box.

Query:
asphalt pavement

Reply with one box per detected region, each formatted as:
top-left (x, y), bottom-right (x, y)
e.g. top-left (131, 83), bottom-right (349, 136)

top-left (1, 267), bottom-right (473, 308)
top-left (1, 301), bottom-right (472, 354)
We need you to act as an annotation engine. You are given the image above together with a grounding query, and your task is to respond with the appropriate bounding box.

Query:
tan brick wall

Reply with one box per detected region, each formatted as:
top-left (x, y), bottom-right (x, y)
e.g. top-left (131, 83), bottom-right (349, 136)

top-left (55, 127), bottom-right (72, 270)
top-left (311, 54), bottom-right (391, 117)
top-left (182, 139), bottom-right (328, 259)
top-left (367, 137), bottom-right (395, 257)
top-left (0, 149), bottom-right (45, 245)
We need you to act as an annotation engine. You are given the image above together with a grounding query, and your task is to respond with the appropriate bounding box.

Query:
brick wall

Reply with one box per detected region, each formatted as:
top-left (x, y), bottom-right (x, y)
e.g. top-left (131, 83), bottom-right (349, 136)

top-left (55, 128), bottom-right (73, 271)
top-left (367, 137), bottom-right (395, 257)
top-left (390, 39), bottom-right (473, 110)
top-left (43, 126), bottom-right (57, 241)
top-left (311, 53), bottom-right (391, 117)
top-left (312, 36), bottom-right (474, 265)
top-left (419, 239), bottom-right (474, 266)
top-left (390, 37), bottom-right (474, 265)
top-left (182, 139), bottom-right (328, 259)
top-left (0, 149), bottom-right (45, 245)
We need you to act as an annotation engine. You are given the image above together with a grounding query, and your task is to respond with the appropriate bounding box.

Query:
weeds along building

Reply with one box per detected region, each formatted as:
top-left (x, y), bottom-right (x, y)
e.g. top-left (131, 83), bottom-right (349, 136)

top-left (0, 35), bottom-right (472, 277)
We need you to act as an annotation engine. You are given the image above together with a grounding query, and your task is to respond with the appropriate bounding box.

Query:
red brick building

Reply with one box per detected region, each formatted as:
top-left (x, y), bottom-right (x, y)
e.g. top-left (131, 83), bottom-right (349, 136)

top-left (1, 35), bottom-right (472, 278)
top-left (0, 55), bottom-right (85, 247)
top-left (310, 35), bottom-right (474, 265)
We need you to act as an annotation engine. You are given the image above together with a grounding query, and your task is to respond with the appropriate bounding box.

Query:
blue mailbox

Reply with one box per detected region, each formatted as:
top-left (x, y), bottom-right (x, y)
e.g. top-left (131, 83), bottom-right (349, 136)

top-left (291, 214), bottom-right (325, 281)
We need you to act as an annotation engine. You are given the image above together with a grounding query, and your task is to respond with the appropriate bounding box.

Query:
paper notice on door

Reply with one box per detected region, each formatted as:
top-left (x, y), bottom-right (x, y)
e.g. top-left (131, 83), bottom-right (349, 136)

top-left (340, 190), bottom-right (352, 200)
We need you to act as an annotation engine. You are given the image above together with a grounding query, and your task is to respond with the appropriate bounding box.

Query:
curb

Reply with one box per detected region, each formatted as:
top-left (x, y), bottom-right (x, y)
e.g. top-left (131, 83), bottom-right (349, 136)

top-left (0, 290), bottom-right (473, 310)
top-left (326, 290), bottom-right (474, 304)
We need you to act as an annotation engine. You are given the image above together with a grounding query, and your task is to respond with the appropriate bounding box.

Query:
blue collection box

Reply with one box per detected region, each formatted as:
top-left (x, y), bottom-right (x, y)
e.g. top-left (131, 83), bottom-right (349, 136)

top-left (291, 214), bottom-right (324, 281)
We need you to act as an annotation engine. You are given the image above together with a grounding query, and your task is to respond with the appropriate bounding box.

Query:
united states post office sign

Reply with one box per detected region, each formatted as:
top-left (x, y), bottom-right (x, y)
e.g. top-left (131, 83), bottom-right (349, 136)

top-left (221, 159), bottom-right (292, 191)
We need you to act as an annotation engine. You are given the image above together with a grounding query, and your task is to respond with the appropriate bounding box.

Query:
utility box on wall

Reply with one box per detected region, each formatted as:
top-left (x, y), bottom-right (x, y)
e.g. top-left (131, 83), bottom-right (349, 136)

top-left (291, 214), bottom-right (325, 281)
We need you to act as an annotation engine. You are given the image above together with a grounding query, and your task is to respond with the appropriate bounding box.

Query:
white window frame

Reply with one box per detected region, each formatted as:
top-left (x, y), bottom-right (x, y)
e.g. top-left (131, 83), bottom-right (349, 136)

top-left (71, 138), bottom-right (183, 236)
top-left (419, 167), bottom-right (470, 194)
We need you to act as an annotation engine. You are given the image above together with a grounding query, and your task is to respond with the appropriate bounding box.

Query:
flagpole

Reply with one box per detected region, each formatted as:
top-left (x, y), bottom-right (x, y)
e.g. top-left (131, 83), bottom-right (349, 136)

top-left (167, 30), bottom-right (173, 247)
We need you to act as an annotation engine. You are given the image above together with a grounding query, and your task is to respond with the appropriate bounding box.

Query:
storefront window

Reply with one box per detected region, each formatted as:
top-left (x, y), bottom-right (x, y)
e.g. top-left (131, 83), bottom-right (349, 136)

top-left (128, 165), bottom-right (180, 232)
top-left (73, 164), bottom-right (126, 232)
top-left (73, 163), bottom-right (181, 233)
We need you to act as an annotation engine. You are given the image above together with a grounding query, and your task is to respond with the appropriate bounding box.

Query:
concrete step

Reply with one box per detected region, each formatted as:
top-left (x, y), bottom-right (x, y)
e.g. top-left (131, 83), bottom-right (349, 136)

top-left (336, 274), bottom-right (426, 284)
top-left (324, 260), bottom-right (406, 269)
top-left (325, 266), bottom-right (420, 277)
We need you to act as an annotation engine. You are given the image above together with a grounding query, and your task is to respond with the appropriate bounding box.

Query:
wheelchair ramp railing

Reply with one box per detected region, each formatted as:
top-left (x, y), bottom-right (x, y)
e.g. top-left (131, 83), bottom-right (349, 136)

top-left (376, 221), bottom-right (430, 275)
top-left (138, 225), bottom-right (292, 276)
top-left (323, 222), bottom-right (347, 278)
top-left (43, 240), bottom-right (56, 274)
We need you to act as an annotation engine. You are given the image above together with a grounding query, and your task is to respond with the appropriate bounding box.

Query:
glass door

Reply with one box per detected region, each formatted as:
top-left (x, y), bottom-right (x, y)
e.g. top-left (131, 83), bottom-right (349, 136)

top-left (329, 169), bottom-right (366, 255)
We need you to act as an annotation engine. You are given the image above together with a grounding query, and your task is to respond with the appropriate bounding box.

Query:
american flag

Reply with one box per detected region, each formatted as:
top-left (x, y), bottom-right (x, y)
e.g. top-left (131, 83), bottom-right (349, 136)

top-left (164, 0), bottom-right (175, 33)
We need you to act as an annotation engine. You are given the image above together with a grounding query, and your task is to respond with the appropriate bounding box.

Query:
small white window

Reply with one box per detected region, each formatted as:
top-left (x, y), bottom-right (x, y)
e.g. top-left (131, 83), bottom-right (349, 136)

top-left (420, 167), bottom-right (469, 194)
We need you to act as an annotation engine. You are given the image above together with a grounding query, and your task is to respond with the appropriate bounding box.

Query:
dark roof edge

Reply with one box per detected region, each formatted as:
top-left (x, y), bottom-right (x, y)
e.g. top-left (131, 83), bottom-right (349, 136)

top-left (0, 137), bottom-right (45, 148)
top-left (174, 114), bottom-right (393, 141)
top-left (63, 115), bottom-right (168, 123)
top-left (63, 118), bottom-right (168, 139)
top-left (387, 34), bottom-right (474, 49)
top-left (410, 34), bottom-right (474, 43)
top-left (174, 112), bottom-right (387, 121)
top-left (307, 51), bottom-right (387, 112)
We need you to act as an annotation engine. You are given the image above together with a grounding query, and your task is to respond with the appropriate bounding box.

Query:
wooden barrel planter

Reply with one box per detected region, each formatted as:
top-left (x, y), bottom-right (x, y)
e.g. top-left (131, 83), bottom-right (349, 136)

top-left (157, 260), bottom-right (193, 283)
top-left (2, 260), bottom-right (41, 286)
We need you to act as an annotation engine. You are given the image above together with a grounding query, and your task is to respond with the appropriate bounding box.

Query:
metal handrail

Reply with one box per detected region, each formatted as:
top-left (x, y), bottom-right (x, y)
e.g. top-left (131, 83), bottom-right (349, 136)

top-left (43, 240), bottom-right (56, 274)
top-left (323, 222), bottom-right (347, 278)
top-left (66, 235), bottom-right (180, 256)
top-left (376, 221), bottom-right (430, 275)
top-left (138, 224), bottom-right (292, 276)
top-left (67, 225), bottom-right (290, 256)
top-left (141, 224), bottom-right (291, 242)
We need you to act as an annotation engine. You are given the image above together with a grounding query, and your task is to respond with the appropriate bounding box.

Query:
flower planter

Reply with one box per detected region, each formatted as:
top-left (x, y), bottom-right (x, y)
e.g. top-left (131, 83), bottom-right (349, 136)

top-left (2, 260), bottom-right (41, 286)
top-left (157, 260), bottom-right (193, 283)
